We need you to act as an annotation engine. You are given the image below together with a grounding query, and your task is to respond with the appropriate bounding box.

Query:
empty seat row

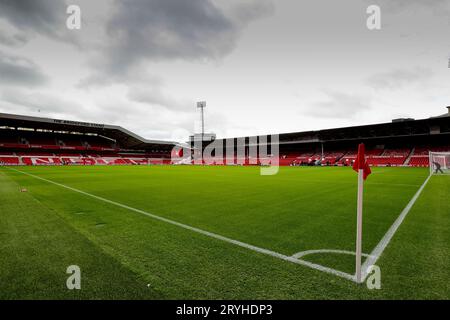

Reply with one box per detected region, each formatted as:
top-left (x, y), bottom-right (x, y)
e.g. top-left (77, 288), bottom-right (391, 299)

top-left (409, 156), bottom-right (429, 167)
top-left (0, 157), bottom-right (20, 165)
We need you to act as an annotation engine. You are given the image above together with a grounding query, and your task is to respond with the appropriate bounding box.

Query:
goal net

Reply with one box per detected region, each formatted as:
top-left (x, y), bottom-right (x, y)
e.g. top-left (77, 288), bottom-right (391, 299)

top-left (429, 152), bottom-right (450, 175)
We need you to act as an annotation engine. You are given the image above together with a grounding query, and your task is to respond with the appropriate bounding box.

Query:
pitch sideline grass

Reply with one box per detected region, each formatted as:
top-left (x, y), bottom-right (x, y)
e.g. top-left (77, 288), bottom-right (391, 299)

top-left (0, 170), bottom-right (158, 299)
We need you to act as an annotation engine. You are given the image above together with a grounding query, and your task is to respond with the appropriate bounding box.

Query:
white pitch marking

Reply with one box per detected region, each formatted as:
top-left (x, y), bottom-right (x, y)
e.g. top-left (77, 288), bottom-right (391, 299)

top-left (6, 167), bottom-right (431, 284)
top-left (292, 249), bottom-right (375, 260)
top-left (5, 167), bottom-right (356, 282)
top-left (360, 174), bottom-right (432, 281)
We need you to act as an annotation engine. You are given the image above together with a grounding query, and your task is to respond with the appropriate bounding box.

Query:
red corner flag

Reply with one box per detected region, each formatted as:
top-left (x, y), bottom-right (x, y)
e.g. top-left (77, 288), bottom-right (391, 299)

top-left (352, 143), bottom-right (371, 180)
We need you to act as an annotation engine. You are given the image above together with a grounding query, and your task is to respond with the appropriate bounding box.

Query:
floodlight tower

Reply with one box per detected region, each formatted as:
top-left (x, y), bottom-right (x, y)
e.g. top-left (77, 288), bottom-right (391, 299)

top-left (197, 101), bottom-right (206, 141)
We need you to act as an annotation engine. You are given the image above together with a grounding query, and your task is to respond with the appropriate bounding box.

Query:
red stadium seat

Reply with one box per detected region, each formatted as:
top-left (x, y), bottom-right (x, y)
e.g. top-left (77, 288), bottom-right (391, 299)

top-left (0, 157), bottom-right (20, 165)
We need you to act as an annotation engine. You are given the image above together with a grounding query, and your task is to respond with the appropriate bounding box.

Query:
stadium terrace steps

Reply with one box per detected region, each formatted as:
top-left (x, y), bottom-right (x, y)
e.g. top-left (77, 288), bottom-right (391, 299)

top-left (403, 147), bottom-right (415, 166)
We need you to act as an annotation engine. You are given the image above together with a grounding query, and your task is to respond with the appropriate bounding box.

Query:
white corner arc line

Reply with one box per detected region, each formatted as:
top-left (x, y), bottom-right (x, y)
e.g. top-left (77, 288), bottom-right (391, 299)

top-left (5, 167), bottom-right (356, 282)
top-left (292, 249), bottom-right (375, 260)
top-left (360, 174), bottom-right (432, 282)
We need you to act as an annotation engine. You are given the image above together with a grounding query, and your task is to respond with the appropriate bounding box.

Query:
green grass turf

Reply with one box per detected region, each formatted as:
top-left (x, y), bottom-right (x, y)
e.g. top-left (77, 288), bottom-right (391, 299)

top-left (0, 165), bottom-right (448, 299)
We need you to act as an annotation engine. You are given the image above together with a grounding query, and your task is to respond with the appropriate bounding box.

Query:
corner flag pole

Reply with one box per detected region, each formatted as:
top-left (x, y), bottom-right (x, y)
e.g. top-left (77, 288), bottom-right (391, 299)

top-left (355, 168), bottom-right (364, 283)
top-left (353, 143), bottom-right (371, 283)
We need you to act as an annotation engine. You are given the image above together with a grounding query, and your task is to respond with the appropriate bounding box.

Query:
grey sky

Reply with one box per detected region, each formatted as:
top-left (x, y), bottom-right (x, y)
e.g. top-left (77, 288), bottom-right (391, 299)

top-left (0, 50), bottom-right (48, 85)
top-left (0, 0), bottom-right (448, 141)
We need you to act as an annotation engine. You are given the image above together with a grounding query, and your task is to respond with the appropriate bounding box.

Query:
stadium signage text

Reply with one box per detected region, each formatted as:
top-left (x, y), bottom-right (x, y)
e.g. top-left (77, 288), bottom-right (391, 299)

top-left (53, 119), bottom-right (105, 128)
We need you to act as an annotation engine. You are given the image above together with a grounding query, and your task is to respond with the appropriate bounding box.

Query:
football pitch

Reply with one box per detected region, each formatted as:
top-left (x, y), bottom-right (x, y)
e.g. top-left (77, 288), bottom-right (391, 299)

top-left (0, 165), bottom-right (448, 299)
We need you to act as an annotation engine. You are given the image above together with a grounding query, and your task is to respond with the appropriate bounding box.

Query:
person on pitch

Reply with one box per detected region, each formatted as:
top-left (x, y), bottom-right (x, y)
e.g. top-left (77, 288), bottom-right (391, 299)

top-left (433, 161), bottom-right (444, 174)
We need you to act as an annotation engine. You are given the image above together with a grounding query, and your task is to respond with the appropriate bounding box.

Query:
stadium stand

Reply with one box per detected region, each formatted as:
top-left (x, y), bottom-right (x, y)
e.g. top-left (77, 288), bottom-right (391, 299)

top-left (363, 148), bottom-right (411, 167)
top-left (319, 151), bottom-right (346, 165)
top-left (201, 107), bottom-right (450, 167)
top-left (408, 146), bottom-right (450, 167)
top-left (0, 157), bottom-right (20, 165)
top-left (1, 107), bottom-right (449, 167)
top-left (0, 113), bottom-right (175, 166)
top-left (409, 156), bottom-right (429, 167)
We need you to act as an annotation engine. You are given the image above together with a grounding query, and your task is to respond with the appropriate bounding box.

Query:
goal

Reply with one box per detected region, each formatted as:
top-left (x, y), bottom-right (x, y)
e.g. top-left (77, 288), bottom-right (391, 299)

top-left (429, 152), bottom-right (450, 175)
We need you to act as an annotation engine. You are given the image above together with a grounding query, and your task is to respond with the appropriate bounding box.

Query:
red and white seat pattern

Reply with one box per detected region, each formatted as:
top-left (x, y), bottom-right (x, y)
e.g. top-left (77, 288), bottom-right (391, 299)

top-left (0, 157), bottom-right (20, 165)
top-left (2, 143), bottom-right (450, 167)
top-left (0, 155), bottom-right (171, 166)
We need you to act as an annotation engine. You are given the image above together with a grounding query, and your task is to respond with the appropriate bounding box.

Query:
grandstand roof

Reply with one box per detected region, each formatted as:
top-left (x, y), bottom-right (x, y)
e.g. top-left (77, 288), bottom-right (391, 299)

top-left (211, 108), bottom-right (450, 146)
top-left (432, 106), bottom-right (450, 118)
top-left (0, 113), bottom-right (176, 150)
top-left (2, 107), bottom-right (449, 149)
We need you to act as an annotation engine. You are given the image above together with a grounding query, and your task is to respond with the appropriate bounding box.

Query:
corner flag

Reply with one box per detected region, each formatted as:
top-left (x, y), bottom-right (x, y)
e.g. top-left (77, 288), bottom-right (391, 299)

top-left (352, 143), bottom-right (371, 180)
top-left (353, 143), bottom-right (371, 283)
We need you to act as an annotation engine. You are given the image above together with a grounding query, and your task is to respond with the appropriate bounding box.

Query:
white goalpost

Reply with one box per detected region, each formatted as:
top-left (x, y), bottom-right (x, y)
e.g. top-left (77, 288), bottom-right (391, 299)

top-left (429, 152), bottom-right (450, 175)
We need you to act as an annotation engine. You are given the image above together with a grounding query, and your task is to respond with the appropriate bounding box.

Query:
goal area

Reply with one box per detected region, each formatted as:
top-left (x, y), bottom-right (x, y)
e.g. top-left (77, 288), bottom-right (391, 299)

top-left (429, 152), bottom-right (450, 175)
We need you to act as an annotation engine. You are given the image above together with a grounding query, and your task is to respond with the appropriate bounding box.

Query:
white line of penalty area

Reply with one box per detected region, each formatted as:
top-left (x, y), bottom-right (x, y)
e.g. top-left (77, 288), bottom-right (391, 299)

top-left (4, 167), bottom-right (431, 284)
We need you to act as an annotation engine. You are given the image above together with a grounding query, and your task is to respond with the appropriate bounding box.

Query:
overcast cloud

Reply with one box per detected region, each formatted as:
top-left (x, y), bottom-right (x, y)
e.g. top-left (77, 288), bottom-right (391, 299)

top-left (367, 67), bottom-right (434, 90)
top-left (0, 0), bottom-right (448, 141)
top-left (0, 50), bottom-right (48, 86)
top-left (310, 91), bottom-right (372, 119)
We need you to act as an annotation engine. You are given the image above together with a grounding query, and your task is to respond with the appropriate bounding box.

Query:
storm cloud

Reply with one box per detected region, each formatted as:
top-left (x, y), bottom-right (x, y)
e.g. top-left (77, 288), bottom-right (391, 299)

top-left (89, 0), bottom-right (273, 78)
top-left (363, 0), bottom-right (449, 12)
top-left (0, 0), bottom-right (70, 42)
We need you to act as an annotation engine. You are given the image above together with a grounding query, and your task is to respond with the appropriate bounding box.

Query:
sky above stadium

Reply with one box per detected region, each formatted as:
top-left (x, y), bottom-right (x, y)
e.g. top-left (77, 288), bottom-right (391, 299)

top-left (0, 0), bottom-right (449, 142)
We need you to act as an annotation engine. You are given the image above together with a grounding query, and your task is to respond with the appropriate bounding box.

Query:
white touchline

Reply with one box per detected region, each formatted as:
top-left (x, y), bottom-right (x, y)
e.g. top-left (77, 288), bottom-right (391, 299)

top-left (360, 174), bottom-right (432, 282)
top-left (6, 168), bottom-right (356, 282)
